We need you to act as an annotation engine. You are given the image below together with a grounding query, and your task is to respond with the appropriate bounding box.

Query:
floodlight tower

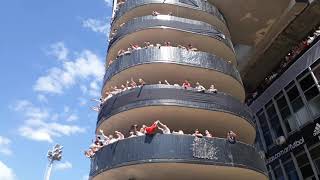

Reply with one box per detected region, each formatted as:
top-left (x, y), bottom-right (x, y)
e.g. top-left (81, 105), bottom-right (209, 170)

top-left (44, 144), bottom-right (63, 180)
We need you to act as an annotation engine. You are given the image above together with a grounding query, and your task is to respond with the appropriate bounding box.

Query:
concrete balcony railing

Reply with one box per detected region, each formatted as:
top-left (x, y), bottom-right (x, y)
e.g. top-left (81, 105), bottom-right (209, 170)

top-left (111, 0), bottom-right (228, 36)
top-left (103, 47), bottom-right (244, 101)
top-left (89, 134), bottom-right (268, 180)
top-left (107, 15), bottom-right (235, 64)
top-left (97, 85), bottom-right (255, 144)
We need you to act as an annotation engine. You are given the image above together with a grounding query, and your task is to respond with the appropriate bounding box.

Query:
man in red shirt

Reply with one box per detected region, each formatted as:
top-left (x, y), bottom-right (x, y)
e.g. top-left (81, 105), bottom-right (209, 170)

top-left (143, 120), bottom-right (159, 135)
top-left (182, 80), bottom-right (191, 89)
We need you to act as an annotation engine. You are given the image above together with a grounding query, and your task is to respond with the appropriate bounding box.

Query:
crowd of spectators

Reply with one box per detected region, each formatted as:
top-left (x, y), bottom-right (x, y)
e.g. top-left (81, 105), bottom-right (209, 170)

top-left (106, 42), bottom-right (199, 66)
top-left (84, 120), bottom-right (237, 158)
top-left (110, 11), bottom-right (172, 40)
top-left (91, 79), bottom-right (218, 112)
top-left (246, 26), bottom-right (320, 105)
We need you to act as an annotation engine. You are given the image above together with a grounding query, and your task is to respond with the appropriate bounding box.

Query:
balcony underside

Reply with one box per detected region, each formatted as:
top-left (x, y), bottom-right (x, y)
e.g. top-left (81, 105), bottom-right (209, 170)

top-left (107, 23), bottom-right (235, 64)
top-left (92, 163), bottom-right (268, 180)
top-left (97, 85), bottom-right (254, 144)
top-left (90, 135), bottom-right (267, 180)
top-left (103, 47), bottom-right (244, 101)
top-left (111, 0), bottom-right (229, 37)
top-left (208, 0), bottom-right (305, 45)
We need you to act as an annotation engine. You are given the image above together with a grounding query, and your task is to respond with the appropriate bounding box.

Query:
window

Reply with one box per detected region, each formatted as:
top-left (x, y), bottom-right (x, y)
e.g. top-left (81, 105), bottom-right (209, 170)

top-left (309, 144), bottom-right (320, 177)
top-left (274, 166), bottom-right (285, 180)
top-left (285, 81), bottom-right (309, 125)
top-left (268, 167), bottom-right (275, 180)
top-left (303, 64), bottom-right (320, 116)
top-left (283, 160), bottom-right (299, 180)
top-left (257, 110), bottom-right (273, 147)
top-left (266, 101), bottom-right (284, 137)
top-left (275, 92), bottom-right (299, 132)
top-left (295, 151), bottom-right (316, 179)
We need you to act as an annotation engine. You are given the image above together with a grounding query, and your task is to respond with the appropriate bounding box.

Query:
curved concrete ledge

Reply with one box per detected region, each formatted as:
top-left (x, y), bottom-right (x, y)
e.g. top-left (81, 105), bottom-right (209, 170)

top-left (103, 47), bottom-right (244, 101)
top-left (97, 85), bottom-right (255, 144)
top-left (111, 0), bottom-right (229, 36)
top-left (90, 134), bottom-right (268, 180)
top-left (107, 15), bottom-right (235, 64)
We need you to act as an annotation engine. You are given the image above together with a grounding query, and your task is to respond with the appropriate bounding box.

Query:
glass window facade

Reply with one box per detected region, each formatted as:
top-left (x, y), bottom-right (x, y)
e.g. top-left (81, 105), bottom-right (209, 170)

top-left (257, 110), bottom-right (273, 148)
top-left (274, 165), bottom-right (285, 180)
top-left (275, 91), bottom-right (298, 132)
top-left (266, 101), bottom-right (284, 137)
top-left (309, 144), bottom-right (320, 177)
top-left (285, 81), bottom-right (310, 125)
top-left (308, 62), bottom-right (320, 116)
top-left (283, 160), bottom-right (299, 180)
top-left (295, 151), bottom-right (315, 179)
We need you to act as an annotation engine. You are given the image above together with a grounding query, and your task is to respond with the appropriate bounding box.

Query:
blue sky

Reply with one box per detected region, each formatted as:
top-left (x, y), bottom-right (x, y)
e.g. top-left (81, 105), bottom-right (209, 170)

top-left (0, 0), bottom-right (112, 179)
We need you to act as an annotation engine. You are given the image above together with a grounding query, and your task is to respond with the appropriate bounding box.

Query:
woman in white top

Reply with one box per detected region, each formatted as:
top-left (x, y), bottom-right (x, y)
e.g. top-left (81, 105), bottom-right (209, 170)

top-left (205, 130), bottom-right (212, 137)
top-left (157, 121), bottom-right (171, 134)
top-left (208, 84), bottom-right (217, 93)
top-left (195, 82), bottom-right (206, 92)
top-left (128, 131), bottom-right (137, 138)
top-left (132, 124), bottom-right (145, 136)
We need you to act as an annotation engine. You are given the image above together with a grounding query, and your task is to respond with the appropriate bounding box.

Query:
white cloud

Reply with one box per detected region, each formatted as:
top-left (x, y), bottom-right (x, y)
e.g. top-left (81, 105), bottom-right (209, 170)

top-left (88, 81), bottom-right (101, 97)
top-left (66, 114), bottom-right (78, 122)
top-left (78, 97), bottom-right (87, 106)
top-left (82, 175), bottom-right (89, 180)
top-left (47, 42), bottom-right (69, 61)
top-left (80, 85), bottom-right (88, 94)
top-left (51, 113), bottom-right (59, 121)
top-left (64, 106), bottom-right (70, 113)
top-left (13, 100), bottom-right (85, 143)
top-left (104, 0), bottom-right (113, 7)
top-left (0, 136), bottom-right (12, 156)
top-left (0, 161), bottom-right (16, 180)
top-left (34, 47), bottom-right (104, 96)
top-left (82, 18), bottom-right (110, 36)
top-left (54, 161), bottom-right (72, 171)
top-left (37, 94), bottom-right (48, 103)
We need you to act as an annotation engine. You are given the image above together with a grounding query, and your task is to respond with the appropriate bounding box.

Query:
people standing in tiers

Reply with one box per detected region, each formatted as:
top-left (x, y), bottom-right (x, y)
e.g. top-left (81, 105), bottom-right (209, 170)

top-left (84, 125), bottom-right (238, 158)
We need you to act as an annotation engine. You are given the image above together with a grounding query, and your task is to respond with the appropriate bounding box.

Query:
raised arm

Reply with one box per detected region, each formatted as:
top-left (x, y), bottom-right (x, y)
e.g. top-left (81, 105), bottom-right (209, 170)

top-left (99, 129), bottom-right (109, 139)
top-left (164, 80), bottom-right (170, 85)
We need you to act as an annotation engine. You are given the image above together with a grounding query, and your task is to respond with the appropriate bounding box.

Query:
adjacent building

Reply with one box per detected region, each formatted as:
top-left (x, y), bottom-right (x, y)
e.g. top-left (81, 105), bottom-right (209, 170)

top-left (251, 35), bottom-right (320, 180)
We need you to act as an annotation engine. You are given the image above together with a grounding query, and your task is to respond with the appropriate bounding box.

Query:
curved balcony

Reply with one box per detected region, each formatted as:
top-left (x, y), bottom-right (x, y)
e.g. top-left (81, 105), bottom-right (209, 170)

top-left (97, 85), bottom-right (255, 144)
top-left (89, 134), bottom-right (268, 180)
top-left (107, 15), bottom-right (235, 64)
top-left (111, 0), bottom-right (229, 37)
top-left (103, 47), bottom-right (244, 101)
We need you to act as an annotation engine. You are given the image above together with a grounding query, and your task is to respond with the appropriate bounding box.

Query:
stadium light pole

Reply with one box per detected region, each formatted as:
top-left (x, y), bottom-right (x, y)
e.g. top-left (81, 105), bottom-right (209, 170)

top-left (44, 144), bottom-right (63, 180)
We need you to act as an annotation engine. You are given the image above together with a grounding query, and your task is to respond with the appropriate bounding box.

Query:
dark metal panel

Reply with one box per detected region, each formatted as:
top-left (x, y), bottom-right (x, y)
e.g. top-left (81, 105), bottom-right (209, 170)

top-left (97, 85), bottom-right (254, 127)
top-left (111, 0), bottom-right (227, 28)
top-left (103, 46), bottom-right (242, 85)
top-left (230, 142), bottom-right (267, 172)
top-left (108, 15), bottom-right (233, 52)
top-left (89, 134), bottom-right (268, 177)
